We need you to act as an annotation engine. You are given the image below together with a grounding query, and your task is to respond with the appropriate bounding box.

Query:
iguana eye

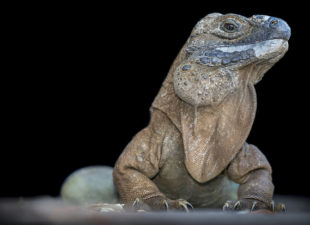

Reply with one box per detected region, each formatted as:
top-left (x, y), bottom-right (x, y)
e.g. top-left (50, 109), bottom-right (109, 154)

top-left (223, 23), bottom-right (236, 31)
top-left (221, 20), bottom-right (239, 33)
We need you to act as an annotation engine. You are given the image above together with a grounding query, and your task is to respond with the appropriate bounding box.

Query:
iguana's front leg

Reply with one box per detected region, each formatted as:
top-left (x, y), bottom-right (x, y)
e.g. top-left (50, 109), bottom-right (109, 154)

top-left (224, 143), bottom-right (285, 213)
top-left (113, 110), bottom-right (193, 211)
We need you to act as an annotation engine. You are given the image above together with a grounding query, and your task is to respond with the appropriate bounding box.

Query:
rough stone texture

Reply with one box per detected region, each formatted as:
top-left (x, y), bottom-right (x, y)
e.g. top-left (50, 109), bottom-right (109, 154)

top-left (0, 196), bottom-right (309, 225)
top-left (61, 166), bottom-right (119, 204)
top-left (112, 13), bottom-right (291, 212)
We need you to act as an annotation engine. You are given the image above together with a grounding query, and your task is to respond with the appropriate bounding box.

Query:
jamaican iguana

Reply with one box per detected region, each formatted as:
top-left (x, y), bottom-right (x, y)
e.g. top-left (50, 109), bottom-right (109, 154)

top-left (61, 13), bottom-right (290, 212)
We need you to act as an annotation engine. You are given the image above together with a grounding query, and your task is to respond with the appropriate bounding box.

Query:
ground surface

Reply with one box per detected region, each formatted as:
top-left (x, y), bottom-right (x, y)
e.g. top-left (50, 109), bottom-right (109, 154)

top-left (0, 195), bottom-right (309, 225)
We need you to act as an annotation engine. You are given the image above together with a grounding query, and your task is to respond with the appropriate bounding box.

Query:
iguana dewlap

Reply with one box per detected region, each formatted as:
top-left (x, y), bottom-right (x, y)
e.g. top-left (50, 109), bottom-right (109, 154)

top-left (113, 13), bottom-right (290, 212)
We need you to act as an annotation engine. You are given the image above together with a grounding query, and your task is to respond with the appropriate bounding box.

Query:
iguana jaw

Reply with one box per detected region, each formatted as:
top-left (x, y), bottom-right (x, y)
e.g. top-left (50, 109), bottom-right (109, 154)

top-left (187, 39), bottom-right (288, 69)
top-left (217, 39), bottom-right (287, 59)
top-left (173, 38), bottom-right (288, 107)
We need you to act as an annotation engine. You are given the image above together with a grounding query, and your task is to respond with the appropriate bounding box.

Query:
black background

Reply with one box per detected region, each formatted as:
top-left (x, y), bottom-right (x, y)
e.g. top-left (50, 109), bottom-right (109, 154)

top-left (2, 2), bottom-right (309, 199)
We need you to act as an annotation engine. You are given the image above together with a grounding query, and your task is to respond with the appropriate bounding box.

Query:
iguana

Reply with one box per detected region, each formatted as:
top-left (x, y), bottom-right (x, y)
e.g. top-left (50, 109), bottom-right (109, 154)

top-left (61, 13), bottom-right (290, 213)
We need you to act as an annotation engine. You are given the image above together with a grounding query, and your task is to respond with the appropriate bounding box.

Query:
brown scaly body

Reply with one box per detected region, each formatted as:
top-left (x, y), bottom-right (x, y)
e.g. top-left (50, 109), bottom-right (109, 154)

top-left (113, 13), bottom-right (290, 212)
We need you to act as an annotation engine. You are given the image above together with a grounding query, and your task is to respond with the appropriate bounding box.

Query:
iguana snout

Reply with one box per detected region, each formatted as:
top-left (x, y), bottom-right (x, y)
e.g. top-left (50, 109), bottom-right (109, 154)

top-left (250, 15), bottom-right (291, 41)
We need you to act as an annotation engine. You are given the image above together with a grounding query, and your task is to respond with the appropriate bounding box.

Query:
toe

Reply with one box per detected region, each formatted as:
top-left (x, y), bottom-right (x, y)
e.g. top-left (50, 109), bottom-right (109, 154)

top-left (176, 199), bottom-right (194, 212)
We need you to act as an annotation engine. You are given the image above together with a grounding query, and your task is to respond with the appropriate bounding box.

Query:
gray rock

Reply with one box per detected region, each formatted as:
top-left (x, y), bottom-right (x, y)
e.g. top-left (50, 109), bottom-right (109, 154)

top-left (60, 166), bottom-right (119, 204)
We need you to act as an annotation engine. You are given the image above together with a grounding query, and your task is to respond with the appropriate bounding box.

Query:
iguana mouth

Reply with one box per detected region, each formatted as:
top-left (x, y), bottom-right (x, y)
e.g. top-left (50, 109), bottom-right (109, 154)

top-left (188, 39), bottom-right (288, 68)
top-left (215, 39), bottom-right (288, 55)
top-left (216, 39), bottom-right (288, 61)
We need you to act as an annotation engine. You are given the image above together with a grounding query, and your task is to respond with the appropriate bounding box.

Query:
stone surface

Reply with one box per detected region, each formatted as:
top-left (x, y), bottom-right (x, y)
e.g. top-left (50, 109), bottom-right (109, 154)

top-left (0, 196), bottom-right (309, 225)
top-left (61, 166), bottom-right (119, 204)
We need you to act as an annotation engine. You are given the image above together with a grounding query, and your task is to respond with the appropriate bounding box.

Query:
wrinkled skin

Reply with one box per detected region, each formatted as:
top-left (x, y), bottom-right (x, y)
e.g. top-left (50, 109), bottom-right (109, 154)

top-left (113, 13), bottom-right (290, 213)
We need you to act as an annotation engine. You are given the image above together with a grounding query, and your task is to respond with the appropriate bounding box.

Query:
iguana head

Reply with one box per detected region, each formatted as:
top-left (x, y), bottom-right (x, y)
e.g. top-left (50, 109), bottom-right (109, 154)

top-left (174, 13), bottom-right (290, 107)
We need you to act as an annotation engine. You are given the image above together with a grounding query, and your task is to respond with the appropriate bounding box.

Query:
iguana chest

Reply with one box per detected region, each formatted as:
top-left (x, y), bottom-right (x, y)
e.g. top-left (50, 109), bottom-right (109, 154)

top-left (152, 132), bottom-right (238, 208)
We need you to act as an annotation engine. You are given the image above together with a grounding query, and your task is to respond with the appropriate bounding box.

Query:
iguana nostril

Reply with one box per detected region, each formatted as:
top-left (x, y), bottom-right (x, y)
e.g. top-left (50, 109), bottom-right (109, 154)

top-left (271, 19), bottom-right (278, 25)
top-left (269, 18), bottom-right (280, 29)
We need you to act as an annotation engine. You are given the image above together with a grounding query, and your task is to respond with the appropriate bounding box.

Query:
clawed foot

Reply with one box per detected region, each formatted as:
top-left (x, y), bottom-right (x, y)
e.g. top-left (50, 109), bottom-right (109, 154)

top-left (223, 199), bottom-right (286, 214)
top-left (130, 197), bottom-right (194, 212)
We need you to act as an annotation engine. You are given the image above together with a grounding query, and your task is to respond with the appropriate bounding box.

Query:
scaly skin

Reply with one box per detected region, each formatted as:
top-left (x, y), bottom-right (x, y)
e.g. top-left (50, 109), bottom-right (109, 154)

top-left (113, 13), bottom-right (290, 213)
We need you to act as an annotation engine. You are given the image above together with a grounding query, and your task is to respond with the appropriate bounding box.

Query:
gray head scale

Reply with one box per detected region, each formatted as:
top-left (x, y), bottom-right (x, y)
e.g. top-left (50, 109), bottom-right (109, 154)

top-left (174, 13), bottom-right (290, 107)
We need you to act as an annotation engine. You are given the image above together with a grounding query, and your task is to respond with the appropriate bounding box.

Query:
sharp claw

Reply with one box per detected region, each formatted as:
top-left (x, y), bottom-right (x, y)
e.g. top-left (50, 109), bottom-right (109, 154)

top-left (132, 198), bottom-right (141, 208)
top-left (163, 200), bottom-right (169, 210)
top-left (270, 200), bottom-right (275, 212)
top-left (250, 201), bottom-right (257, 212)
top-left (179, 201), bottom-right (189, 212)
top-left (233, 201), bottom-right (241, 210)
top-left (278, 203), bottom-right (286, 213)
top-left (186, 202), bottom-right (194, 210)
top-left (223, 202), bottom-right (229, 211)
